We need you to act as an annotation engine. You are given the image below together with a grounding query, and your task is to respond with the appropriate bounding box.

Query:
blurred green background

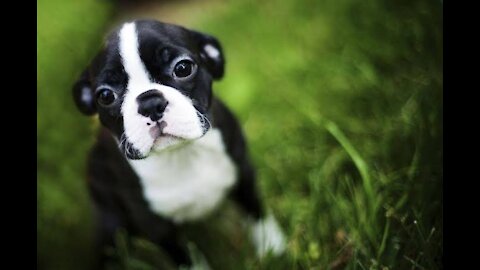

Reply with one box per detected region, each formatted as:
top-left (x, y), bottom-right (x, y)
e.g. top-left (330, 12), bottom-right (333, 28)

top-left (37, 0), bottom-right (442, 269)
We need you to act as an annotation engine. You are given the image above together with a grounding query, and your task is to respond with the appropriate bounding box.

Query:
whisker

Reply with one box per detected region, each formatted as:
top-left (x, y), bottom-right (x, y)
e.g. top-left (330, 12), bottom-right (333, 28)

top-left (194, 109), bottom-right (212, 134)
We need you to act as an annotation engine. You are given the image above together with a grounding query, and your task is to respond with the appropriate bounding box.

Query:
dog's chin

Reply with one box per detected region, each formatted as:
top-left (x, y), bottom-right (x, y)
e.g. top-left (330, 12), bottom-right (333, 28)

top-left (151, 134), bottom-right (188, 152)
top-left (122, 122), bottom-right (210, 160)
top-left (131, 132), bottom-right (205, 159)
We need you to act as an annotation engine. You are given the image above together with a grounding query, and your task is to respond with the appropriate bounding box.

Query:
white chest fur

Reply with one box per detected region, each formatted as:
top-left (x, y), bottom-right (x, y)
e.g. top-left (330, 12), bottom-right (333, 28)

top-left (128, 129), bottom-right (237, 223)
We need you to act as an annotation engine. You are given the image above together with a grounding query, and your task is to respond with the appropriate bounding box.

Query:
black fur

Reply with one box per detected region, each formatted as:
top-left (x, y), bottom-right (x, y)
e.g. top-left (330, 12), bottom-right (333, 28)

top-left (73, 20), bottom-right (264, 268)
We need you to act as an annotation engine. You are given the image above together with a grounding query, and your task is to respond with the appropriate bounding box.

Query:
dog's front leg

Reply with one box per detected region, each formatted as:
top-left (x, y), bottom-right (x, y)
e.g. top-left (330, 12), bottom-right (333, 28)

top-left (122, 195), bottom-right (193, 267)
top-left (230, 158), bottom-right (286, 258)
top-left (213, 99), bottom-right (287, 258)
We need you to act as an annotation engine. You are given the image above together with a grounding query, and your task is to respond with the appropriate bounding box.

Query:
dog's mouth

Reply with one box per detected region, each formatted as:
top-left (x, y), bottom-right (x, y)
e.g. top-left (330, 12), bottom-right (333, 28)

top-left (148, 120), bottom-right (166, 139)
top-left (121, 122), bottom-right (204, 160)
top-left (153, 132), bottom-right (185, 144)
top-left (149, 121), bottom-right (185, 142)
top-left (121, 110), bottom-right (209, 160)
top-left (145, 121), bottom-right (190, 155)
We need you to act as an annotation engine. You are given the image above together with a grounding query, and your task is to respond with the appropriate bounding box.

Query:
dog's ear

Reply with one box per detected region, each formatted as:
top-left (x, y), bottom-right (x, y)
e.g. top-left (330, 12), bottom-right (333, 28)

top-left (72, 68), bottom-right (97, 115)
top-left (191, 30), bottom-right (225, 80)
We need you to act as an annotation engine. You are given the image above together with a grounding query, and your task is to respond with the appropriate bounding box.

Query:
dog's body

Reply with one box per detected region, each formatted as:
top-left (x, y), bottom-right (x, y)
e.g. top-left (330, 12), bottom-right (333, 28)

top-left (73, 20), bottom-right (285, 268)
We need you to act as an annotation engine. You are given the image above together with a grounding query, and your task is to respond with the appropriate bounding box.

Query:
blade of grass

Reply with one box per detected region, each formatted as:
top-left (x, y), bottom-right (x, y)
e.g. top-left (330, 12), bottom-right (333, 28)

top-left (281, 94), bottom-right (376, 210)
top-left (376, 218), bottom-right (390, 261)
top-left (323, 120), bottom-right (375, 204)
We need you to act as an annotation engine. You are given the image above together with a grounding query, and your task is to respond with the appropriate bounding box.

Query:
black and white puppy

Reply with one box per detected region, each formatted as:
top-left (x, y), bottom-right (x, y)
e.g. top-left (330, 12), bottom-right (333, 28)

top-left (72, 20), bottom-right (285, 268)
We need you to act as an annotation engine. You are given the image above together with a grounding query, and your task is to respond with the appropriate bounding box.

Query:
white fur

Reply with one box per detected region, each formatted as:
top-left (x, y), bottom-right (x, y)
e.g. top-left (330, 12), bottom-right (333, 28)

top-left (118, 23), bottom-right (150, 86)
top-left (204, 44), bottom-right (220, 59)
top-left (250, 214), bottom-right (286, 257)
top-left (128, 129), bottom-right (237, 223)
top-left (119, 22), bottom-right (204, 156)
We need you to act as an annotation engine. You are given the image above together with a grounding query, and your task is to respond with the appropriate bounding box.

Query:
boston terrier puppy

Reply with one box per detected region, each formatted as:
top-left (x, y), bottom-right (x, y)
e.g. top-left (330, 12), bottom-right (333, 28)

top-left (72, 19), bottom-right (285, 268)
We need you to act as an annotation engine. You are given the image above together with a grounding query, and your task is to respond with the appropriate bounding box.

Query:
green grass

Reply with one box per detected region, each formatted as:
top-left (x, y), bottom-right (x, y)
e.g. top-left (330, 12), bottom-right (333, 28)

top-left (37, 0), bottom-right (114, 269)
top-left (38, 0), bottom-right (442, 269)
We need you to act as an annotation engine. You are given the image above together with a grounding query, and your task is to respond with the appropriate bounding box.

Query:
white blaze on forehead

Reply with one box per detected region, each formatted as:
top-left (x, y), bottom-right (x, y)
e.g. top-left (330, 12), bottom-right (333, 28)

top-left (119, 22), bottom-right (151, 87)
top-left (119, 22), bottom-right (155, 156)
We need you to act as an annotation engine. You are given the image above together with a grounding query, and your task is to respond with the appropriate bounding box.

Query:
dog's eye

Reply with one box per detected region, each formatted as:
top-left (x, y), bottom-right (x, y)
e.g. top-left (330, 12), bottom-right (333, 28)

top-left (96, 88), bottom-right (116, 106)
top-left (173, 60), bottom-right (195, 79)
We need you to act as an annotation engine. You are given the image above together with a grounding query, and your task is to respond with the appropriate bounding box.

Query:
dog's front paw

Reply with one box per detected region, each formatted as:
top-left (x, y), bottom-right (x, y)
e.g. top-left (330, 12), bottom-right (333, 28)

top-left (250, 214), bottom-right (286, 257)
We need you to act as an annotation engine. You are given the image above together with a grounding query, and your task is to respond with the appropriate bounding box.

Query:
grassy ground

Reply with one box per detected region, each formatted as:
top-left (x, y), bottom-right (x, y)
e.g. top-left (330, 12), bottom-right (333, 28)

top-left (38, 0), bottom-right (442, 269)
top-left (37, 0), bottom-right (114, 269)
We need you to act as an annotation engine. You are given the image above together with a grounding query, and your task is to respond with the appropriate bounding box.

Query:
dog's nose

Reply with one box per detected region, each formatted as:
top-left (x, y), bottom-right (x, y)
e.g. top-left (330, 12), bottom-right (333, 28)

top-left (137, 90), bottom-right (169, 121)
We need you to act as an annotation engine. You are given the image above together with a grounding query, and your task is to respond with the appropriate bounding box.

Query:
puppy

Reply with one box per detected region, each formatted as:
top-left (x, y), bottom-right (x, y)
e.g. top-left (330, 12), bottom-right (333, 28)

top-left (72, 19), bottom-right (285, 268)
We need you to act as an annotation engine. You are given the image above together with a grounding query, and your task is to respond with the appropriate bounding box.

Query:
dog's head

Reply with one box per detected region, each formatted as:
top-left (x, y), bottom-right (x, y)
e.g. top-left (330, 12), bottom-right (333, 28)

top-left (73, 20), bottom-right (225, 159)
